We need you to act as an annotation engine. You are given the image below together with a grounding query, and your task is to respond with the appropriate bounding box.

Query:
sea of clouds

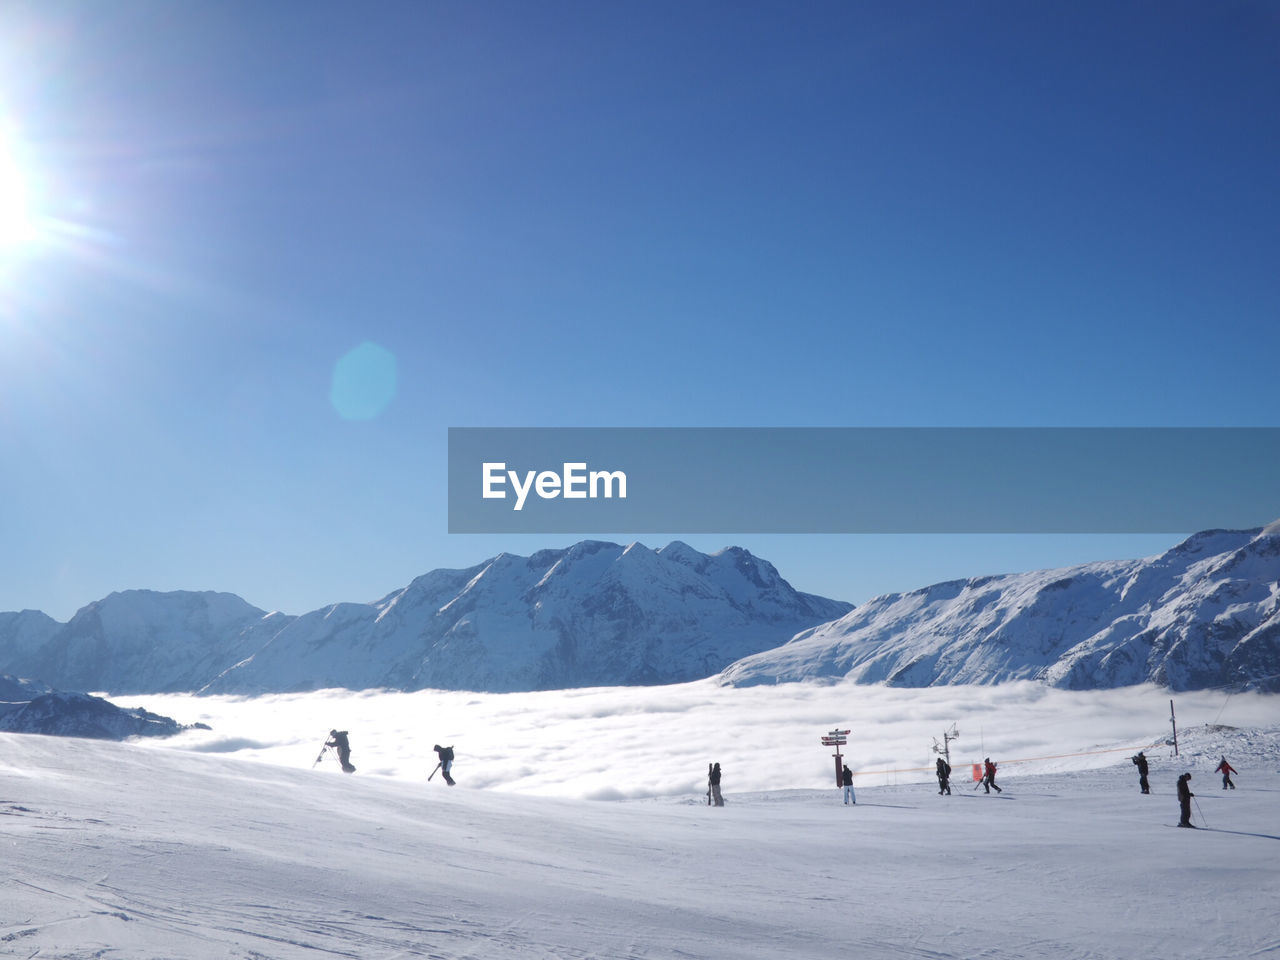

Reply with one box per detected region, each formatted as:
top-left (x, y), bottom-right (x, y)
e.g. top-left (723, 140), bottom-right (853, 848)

top-left (134, 680), bottom-right (1278, 801)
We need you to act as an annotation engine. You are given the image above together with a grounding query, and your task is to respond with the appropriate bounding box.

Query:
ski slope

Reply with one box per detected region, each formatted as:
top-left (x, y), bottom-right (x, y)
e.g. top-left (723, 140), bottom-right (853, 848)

top-left (3, 690), bottom-right (1278, 959)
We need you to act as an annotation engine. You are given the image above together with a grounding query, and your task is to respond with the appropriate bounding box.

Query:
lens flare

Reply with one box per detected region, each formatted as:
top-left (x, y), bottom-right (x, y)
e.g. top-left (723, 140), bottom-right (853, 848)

top-left (0, 130), bottom-right (37, 251)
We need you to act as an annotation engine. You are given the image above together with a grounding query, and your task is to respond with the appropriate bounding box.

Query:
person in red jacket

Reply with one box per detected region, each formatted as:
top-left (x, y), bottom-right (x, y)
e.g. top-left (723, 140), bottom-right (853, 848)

top-left (1215, 756), bottom-right (1237, 790)
top-left (982, 758), bottom-right (1002, 794)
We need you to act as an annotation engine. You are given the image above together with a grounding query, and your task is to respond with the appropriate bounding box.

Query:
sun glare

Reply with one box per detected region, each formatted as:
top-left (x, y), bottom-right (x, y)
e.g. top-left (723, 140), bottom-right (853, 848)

top-left (0, 132), bottom-right (38, 251)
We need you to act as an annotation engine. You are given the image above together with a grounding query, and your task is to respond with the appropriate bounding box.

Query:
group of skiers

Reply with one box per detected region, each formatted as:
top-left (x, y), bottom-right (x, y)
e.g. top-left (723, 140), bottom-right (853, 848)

top-left (1157, 752), bottom-right (1233, 829)
top-left (932, 756), bottom-right (1000, 795)
top-left (320, 730), bottom-right (1242, 826)
top-left (1133, 751), bottom-right (1238, 828)
top-left (318, 731), bottom-right (457, 786)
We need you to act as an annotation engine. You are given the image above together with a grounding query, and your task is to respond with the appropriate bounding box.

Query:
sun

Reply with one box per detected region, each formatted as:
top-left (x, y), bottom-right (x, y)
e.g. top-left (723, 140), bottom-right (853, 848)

top-left (0, 131), bottom-right (38, 251)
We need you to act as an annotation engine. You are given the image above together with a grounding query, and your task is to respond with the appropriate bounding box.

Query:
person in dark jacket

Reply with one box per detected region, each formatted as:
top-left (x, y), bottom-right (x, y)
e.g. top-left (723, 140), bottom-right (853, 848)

top-left (433, 744), bottom-right (456, 785)
top-left (709, 762), bottom-right (724, 806)
top-left (1132, 751), bottom-right (1150, 794)
top-left (326, 730), bottom-right (355, 773)
top-left (936, 756), bottom-right (952, 796)
top-left (1215, 756), bottom-right (1237, 790)
top-left (982, 758), bottom-right (1002, 794)
top-left (1176, 772), bottom-right (1195, 827)
top-left (842, 764), bottom-right (856, 805)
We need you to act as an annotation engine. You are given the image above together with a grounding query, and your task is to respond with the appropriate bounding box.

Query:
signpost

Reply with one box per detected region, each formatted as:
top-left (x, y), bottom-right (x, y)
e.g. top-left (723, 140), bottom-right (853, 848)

top-left (821, 728), bottom-right (850, 787)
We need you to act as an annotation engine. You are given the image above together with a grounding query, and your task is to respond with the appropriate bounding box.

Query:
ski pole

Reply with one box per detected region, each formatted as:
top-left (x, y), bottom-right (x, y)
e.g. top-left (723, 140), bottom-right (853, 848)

top-left (1194, 796), bottom-right (1209, 828)
top-left (312, 745), bottom-right (329, 768)
top-left (428, 761), bottom-right (442, 782)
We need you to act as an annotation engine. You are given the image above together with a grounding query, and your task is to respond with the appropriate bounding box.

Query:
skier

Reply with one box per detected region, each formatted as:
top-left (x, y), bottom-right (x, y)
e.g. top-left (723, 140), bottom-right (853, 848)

top-left (982, 757), bottom-right (1002, 794)
top-left (326, 730), bottom-right (355, 773)
top-left (433, 744), bottom-right (456, 786)
top-left (709, 762), bottom-right (724, 807)
top-left (1215, 756), bottom-right (1237, 790)
top-left (936, 756), bottom-right (952, 796)
top-left (1176, 772), bottom-right (1195, 827)
top-left (842, 763), bottom-right (856, 805)
top-left (1132, 751), bottom-right (1150, 794)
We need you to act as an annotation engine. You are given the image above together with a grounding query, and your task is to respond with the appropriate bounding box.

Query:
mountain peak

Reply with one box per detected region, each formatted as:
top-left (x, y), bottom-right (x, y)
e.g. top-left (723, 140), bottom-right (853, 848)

top-left (721, 523), bottom-right (1280, 692)
top-left (2, 540), bottom-right (851, 695)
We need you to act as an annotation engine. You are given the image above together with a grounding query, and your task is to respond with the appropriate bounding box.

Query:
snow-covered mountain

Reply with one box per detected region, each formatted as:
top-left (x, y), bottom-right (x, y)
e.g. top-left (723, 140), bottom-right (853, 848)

top-left (0, 690), bottom-right (184, 739)
top-left (0, 674), bottom-right (187, 739)
top-left (5, 589), bottom-right (285, 694)
top-left (205, 540), bottom-right (851, 694)
top-left (0, 542), bottom-right (851, 695)
top-left (0, 608), bottom-right (60, 664)
top-left (721, 524), bottom-right (1280, 692)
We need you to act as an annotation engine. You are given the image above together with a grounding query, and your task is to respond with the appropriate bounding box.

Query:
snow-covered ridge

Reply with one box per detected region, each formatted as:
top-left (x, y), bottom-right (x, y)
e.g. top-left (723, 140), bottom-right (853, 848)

top-left (0, 541), bottom-right (851, 696)
top-left (720, 525), bottom-right (1280, 692)
top-left (0, 674), bottom-right (187, 739)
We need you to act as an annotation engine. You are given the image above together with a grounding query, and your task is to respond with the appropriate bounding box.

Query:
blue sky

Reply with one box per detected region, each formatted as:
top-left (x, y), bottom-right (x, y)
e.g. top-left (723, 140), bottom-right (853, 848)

top-left (0, 2), bottom-right (1277, 621)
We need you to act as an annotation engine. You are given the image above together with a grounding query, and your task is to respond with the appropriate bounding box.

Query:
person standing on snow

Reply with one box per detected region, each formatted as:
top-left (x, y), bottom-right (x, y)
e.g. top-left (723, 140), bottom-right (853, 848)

top-left (936, 756), bottom-right (952, 796)
top-left (1215, 756), bottom-right (1237, 790)
top-left (842, 764), bottom-right (856, 805)
top-left (1176, 772), bottom-right (1195, 827)
top-left (433, 744), bottom-right (456, 785)
top-left (982, 758), bottom-right (1002, 794)
top-left (326, 730), bottom-right (355, 773)
top-left (709, 762), bottom-right (724, 806)
top-left (1132, 751), bottom-right (1150, 794)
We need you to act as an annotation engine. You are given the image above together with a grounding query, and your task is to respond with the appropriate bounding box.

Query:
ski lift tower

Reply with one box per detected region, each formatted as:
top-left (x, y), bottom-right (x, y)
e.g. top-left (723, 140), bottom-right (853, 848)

top-left (932, 723), bottom-right (960, 765)
top-left (821, 728), bottom-right (850, 787)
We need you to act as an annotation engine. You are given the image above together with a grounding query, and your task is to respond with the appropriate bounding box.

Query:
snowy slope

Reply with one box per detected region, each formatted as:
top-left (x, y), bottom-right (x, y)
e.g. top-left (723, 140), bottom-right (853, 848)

top-left (721, 524), bottom-right (1280, 691)
top-left (2, 702), bottom-right (1277, 960)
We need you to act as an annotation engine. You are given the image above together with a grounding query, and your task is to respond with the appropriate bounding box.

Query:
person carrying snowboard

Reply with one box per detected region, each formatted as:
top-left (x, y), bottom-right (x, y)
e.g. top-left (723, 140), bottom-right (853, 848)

top-left (709, 762), bottom-right (724, 807)
top-left (842, 764), bottom-right (856, 805)
top-left (433, 744), bottom-right (456, 786)
top-left (1215, 756), bottom-right (1237, 790)
top-left (326, 730), bottom-right (355, 773)
top-left (982, 757), bottom-right (1002, 794)
top-left (1176, 772), bottom-right (1195, 827)
top-left (936, 756), bottom-right (952, 795)
top-left (1132, 751), bottom-right (1150, 794)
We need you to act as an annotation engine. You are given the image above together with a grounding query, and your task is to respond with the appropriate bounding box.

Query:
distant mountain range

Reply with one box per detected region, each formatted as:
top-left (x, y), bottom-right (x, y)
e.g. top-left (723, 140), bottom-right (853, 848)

top-left (0, 541), bottom-right (852, 695)
top-left (721, 523), bottom-right (1280, 692)
top-left (4, 528), bottom-right (1278, 697)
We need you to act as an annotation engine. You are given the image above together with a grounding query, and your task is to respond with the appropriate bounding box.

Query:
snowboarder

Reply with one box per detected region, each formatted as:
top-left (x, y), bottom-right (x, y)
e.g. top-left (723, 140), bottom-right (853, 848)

top-left (433, 744), bottom-right (456, 786)
top-left (1132, 751), bottom-right (1150, 794)
top-left (936, 756), bottom-right (952, 796)
top-left (709, 762), bottom-right (724, 807)
top-left (1176, 772), bottom-right (1195, 827)
top-left (1215, 756), bottom-right (1237, 790)
top-left (326, 730), bottom-right (355, 773)
top-left (842, 764), bottom-right (856, 805)
top-left (982, 758), bottom-right (1002, 794)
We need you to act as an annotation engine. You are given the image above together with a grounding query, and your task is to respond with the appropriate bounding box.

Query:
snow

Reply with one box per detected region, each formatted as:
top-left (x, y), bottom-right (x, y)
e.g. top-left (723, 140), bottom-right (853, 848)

top-left (3, 542), bottom-right (851, 696)
top-left (3, 682), bottom-right (1278, 958)
top-left (721, 524), bottom-right (1280, 691)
